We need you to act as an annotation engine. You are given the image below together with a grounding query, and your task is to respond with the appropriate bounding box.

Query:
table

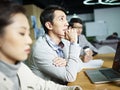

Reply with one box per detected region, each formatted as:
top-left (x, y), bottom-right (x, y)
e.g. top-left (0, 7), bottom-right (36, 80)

top-left (67, 53), bottom-right (120, 90)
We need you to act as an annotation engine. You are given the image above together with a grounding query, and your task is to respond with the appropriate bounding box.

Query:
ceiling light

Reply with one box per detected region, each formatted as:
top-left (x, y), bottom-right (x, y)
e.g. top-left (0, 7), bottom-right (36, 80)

top-left (83, 0), bottom-right (120, 5)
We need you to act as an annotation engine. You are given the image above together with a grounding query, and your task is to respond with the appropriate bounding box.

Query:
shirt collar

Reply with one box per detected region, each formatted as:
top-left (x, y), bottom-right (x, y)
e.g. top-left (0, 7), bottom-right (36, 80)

top-left (0, 60), bottom-right (21, 77)
top-left (45, 34), bottom-right (64, 51)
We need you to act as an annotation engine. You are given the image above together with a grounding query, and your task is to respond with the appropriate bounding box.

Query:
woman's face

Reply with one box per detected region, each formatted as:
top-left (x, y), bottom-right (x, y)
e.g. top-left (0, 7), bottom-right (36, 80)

top-left (0, 13), bottom-right (32, 64)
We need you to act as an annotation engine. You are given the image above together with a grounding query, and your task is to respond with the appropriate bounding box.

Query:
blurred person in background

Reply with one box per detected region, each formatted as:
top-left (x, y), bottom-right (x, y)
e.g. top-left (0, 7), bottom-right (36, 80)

top-left (106, 32), bottom-right (120, 40)
top-left (69, 18), bottom-right (98, 62)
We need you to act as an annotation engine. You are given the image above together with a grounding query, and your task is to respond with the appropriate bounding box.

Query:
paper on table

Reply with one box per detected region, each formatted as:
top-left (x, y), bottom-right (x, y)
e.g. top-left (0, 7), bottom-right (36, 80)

top-left (81, 59), bottom-right (104, 69)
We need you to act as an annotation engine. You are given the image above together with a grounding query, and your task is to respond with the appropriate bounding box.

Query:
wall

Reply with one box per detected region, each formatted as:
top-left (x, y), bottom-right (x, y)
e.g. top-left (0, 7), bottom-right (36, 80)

top-left (67, 13), bottom-right (94, 22)
top-left (24, 4), bottom-right (43, 28)
top-left (94, 7), bottom-right (120, 38)
top-left (23, 4), bottom-right (43, 41)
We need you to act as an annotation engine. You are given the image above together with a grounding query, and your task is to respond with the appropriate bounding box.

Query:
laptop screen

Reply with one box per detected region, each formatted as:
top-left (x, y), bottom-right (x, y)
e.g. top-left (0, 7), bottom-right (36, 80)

top-left (112, 41), bottom-right (120, 72)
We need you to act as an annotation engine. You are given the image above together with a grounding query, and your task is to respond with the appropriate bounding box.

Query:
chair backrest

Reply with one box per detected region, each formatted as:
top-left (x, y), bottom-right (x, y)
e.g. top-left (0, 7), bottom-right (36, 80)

top-left (98, 45), bottom-right (116, 54)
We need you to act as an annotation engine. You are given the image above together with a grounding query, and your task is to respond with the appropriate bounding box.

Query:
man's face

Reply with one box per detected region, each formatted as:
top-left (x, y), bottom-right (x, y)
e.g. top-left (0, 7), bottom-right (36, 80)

top-left (50, 10), bottom-right (69, 39)
top-left (73, 22), bottom-right (83, 36)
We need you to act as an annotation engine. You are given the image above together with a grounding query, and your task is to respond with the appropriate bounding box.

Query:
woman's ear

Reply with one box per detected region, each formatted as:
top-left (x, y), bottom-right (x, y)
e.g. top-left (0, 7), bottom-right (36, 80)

top-left (45, 22), bottom-right (53, 30)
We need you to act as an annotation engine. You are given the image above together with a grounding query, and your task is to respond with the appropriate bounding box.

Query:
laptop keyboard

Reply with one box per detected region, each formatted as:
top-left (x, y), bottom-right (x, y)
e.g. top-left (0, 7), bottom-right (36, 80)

top-left (99, 69), bottom-right (120, 79)
top-left (90, 71), bottom-right (108, 80)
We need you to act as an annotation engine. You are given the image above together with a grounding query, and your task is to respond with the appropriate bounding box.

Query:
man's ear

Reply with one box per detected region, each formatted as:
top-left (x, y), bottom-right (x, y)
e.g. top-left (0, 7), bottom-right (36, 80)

top-left (45, 22), bottom-right (53, 30)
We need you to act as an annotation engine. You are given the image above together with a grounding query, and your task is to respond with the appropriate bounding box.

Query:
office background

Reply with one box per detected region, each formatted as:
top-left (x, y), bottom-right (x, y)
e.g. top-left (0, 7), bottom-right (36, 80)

top-left (68, 7), bottom-right (120, 40)
top-left (13, 0), bottom-right (120, 41)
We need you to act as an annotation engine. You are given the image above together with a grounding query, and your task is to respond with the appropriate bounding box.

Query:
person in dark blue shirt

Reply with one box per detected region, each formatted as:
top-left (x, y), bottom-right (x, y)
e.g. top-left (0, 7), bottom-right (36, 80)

top-left (106, 32), bottom-right (120, 40)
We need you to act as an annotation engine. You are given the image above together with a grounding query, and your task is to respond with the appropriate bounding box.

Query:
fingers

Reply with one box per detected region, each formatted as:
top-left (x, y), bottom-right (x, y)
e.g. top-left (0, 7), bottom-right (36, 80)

top-left (85, 49), bottom-right (93, 56)
top-left (65, 28), bottom-right (77, 43)
top-left (83, 55), bottom-right (93, 63)
top-left (53, 57), bottom-right (67, 67)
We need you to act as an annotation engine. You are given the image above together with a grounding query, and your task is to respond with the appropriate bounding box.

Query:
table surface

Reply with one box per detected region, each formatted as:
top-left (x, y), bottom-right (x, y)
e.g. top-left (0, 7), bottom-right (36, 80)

top-left (67, 53), bottom-right (120, 90)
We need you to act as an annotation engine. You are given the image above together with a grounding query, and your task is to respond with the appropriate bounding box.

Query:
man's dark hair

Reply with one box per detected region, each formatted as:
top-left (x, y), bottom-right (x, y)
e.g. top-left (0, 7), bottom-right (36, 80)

top-left (40, 5), bottom-right (66, 34)
top-left (113, 32), bottom-right (118, 36)
top-left (69, 18), bottom-right (83, 28)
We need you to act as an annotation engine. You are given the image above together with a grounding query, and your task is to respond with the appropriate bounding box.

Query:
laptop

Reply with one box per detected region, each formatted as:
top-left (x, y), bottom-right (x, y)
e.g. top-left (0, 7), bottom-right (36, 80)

top-left (84, 41), bottom-right (120, 84)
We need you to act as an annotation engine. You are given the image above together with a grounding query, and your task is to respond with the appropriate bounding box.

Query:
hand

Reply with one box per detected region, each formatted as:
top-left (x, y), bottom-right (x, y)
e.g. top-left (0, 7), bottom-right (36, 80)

top-left (81, 49), bottom-right (93, 62)
top-left (65, 28), bottom-right (78, 43)
top-left (85, 49), bottom-right (93, 56)
top-left (83, 54), bottom-right (93, 63)
top-left (53, 57), bottom-right (67, 67)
